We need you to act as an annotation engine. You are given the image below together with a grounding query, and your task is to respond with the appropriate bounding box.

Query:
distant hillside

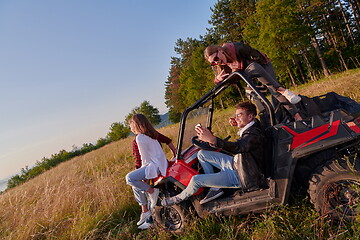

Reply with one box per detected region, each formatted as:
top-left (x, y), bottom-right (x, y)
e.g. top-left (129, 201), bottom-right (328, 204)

top-left (156, 112), bottom-right (173, 128)
top-left (0, 178), bottom-right (9, 192)
top-left (0, 175), bottom-right (15, 192)
top-left (0, 69), bottom-right (359, 239)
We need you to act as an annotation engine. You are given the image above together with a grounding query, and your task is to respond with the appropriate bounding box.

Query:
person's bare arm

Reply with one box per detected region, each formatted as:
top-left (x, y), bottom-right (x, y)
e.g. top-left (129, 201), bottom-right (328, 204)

top-left (167, 142), bottom-right (176, 158)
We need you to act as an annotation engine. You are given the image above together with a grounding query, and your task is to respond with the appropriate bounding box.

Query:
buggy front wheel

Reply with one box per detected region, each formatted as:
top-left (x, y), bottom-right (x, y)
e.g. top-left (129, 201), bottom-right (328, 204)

top-left (153, 202), bottom-right (191, 233)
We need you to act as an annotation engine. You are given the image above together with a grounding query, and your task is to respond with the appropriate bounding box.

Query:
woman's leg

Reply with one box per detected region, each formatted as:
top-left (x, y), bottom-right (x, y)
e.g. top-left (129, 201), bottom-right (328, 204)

top-left (126, 168), bottom-right (150, 206)
top-left (245, 62), bottom-right (300, 118)
top-left (245, 62), bottom-right (281, 92)
top-left (262, 62), bottom-right (277, 81)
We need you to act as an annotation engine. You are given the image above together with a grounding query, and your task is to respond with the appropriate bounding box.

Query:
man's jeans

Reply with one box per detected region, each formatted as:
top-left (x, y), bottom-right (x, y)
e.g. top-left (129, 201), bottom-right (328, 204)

top-left (179, 150), bottom-right (241, 200)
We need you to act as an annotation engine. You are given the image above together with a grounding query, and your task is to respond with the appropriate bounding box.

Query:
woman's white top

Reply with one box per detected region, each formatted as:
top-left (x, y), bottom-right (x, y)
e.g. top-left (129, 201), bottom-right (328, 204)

top-left (136, 133), bottom-right (168, 179)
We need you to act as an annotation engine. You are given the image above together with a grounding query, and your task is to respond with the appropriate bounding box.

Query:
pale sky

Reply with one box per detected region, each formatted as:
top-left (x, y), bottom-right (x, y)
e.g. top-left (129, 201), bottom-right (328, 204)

top-left (0, 0), bottom-right (217, 181)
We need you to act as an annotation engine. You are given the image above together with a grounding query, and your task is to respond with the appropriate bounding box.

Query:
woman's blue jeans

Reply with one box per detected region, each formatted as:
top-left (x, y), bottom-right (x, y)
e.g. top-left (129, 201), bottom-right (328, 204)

top-left (126, 167), bottom-right (150, 206)
top-left (179, 150), bottom-right (241, 200)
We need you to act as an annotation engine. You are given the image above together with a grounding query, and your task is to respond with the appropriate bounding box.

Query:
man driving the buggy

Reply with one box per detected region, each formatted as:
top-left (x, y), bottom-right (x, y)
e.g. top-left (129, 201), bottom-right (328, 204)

top-left (161, 102), bottom-right (266, 206)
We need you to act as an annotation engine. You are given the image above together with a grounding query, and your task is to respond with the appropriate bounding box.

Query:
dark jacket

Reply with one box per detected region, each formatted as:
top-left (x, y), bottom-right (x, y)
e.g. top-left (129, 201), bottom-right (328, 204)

top-left (213, 120), bottom-right (265, 189)
top-left (211, 42), bottom-right (269, 83)
top-left (233, 42), bottom-right (268, 66)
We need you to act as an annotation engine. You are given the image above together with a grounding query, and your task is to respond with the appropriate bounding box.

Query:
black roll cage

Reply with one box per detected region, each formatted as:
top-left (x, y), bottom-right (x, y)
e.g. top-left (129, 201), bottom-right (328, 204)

top-left (176, 71), bottom-right (275, 160)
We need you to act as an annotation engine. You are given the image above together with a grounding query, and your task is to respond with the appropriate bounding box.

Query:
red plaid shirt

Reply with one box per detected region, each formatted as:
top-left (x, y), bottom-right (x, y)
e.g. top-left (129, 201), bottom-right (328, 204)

top-left (132, 132), bottom-right (172, 169)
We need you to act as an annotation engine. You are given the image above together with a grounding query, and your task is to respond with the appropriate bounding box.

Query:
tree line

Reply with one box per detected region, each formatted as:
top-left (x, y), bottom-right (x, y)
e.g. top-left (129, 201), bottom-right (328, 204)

top-left (4, 100), bottom-right (161, 191)
top-left (165, 0), bottom-right (360, 123)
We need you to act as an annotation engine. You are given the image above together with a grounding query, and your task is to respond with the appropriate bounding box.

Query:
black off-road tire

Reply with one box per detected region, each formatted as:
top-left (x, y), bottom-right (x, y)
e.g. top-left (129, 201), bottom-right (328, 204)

top-left (308, 156), bottom-right (360, 221)
top-left (153, 202), bottom-right (191, 233)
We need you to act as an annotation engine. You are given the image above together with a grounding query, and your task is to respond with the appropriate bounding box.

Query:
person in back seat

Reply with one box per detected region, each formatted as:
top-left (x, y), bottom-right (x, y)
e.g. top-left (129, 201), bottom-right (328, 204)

top-left (204, 42), bottom-right (302, 121)
top-left (161, 102), bottom-right (266, 206)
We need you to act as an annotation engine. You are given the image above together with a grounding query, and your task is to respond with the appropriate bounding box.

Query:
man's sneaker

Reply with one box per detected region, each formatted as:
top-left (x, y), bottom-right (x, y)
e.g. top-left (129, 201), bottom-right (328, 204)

top-left (138, 217), bottom-right (153, 230)
top-left (148, 188), bottom-right (159, 210)
top-left (161, 195), bottom-right (181, 207)
top-left (136, 211), bottom-right (151, 226)
top-left (282, 89), bottom-right (301, 104)
top-left (200, 188), bottom-right (224, 204)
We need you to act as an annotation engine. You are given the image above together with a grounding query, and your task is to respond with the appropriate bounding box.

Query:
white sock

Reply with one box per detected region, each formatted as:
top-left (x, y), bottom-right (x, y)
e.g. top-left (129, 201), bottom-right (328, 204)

top-left (283, 89), bottom-right (301, 104)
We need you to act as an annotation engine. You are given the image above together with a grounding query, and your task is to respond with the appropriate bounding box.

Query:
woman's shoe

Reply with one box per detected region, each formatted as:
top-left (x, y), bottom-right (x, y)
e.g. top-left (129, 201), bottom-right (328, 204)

top-left (138, 217), bottom-right (153, 230)
top-left (137, 211), bottom-right (151, 226)
top-left (282, 89), bottom-right (301, 104)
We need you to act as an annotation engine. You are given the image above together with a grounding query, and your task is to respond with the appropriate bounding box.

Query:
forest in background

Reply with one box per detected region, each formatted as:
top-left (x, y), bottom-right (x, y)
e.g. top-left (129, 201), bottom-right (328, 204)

top-left (165, 0), bottom-right (360, 122)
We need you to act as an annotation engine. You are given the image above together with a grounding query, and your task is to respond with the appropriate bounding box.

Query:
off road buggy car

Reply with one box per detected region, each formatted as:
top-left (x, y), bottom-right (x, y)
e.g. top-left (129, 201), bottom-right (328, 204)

top-left (152, 71), bottom-right (360, 232)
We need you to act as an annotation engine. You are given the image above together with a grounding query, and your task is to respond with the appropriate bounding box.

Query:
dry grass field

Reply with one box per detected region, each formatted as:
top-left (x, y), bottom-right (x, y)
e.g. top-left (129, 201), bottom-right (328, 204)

top-left (0, 123), bottom-right (181, 239)
top-left (293, 68), bottom-right (360, 102)
top-left (0, 69), bottom-right (359, 239)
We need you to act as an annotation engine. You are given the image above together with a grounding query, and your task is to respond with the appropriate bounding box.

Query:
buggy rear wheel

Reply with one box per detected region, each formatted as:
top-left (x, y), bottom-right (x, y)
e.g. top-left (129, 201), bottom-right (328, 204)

top-left (309, 156), bottom-right (360, 221)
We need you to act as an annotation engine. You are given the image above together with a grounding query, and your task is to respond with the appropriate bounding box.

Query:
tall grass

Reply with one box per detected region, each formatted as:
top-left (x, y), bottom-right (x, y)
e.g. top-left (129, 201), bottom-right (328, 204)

top-left (0, 70), bottom-right (359, 239)
top-left (0, 123), bottom-right (181, 239)
top-left (292, 68), bottom-right (360, 102)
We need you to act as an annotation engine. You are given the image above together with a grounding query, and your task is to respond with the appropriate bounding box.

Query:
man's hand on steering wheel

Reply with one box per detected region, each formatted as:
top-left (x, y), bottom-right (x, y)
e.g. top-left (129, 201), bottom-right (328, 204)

top-left (192, 136), bottom-right (218, 151)
top-left (194, 125), bottom-right (216, 145)
top-left (192, 125), bottom-right (218, 151)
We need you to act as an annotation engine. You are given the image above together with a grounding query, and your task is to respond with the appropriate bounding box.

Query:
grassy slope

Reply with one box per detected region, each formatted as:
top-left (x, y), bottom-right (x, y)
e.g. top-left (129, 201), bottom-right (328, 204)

top-left (0, 69), bottom-right (359, 240)
top-left (292, 68), bottom-right (360, 102)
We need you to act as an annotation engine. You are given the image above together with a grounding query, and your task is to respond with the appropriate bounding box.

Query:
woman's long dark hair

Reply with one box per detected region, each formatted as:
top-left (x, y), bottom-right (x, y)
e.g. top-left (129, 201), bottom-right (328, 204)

top-left (204, 45), bottom-right (234, 62)
top-left (130, 114), bottom-right (159, 139)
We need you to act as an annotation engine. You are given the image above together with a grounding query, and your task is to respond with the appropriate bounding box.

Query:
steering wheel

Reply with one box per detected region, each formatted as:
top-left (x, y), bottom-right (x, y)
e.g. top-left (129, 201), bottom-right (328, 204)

top-left (191, 136), bottom-right (219, 151)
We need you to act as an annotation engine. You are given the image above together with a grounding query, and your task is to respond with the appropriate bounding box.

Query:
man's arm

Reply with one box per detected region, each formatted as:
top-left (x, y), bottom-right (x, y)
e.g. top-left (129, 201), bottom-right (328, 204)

top-left (196, 125), bottom-right (263, 155)
top-left (214, 132), bottom-right (261, 154)
top-left (132, 139), bottom-right (142, 169)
